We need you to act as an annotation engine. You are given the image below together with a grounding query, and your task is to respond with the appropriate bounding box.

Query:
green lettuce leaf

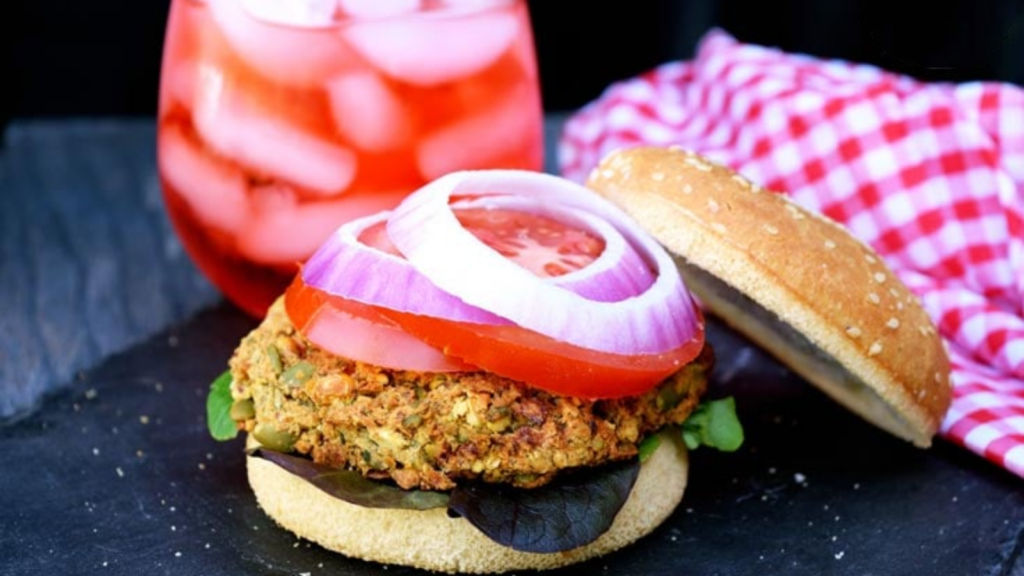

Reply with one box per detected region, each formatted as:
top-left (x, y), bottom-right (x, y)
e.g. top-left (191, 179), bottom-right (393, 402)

top-left (681, 397), bottom-right (744, 452)
top-left (206, 370), bottom-right (238, 441)
top-left (638, 434), bottom-right (662, 462)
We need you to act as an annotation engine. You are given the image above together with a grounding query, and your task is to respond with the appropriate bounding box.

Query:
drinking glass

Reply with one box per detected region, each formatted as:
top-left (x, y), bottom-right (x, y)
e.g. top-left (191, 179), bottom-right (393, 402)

top-left (157, 0), bottom-right (543, 316)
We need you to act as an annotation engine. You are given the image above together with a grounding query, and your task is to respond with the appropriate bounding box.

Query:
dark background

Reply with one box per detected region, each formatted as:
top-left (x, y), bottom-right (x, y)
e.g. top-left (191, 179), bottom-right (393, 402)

top-left (2, 0), bottom-right (1024, 127)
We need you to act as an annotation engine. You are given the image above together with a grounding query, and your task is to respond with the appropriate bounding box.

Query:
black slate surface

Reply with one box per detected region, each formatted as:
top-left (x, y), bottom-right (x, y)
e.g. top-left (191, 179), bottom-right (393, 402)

top-left (0, 119), bottom-right (219, 420)
top-left (2, 305), bottom-right (1022, 576)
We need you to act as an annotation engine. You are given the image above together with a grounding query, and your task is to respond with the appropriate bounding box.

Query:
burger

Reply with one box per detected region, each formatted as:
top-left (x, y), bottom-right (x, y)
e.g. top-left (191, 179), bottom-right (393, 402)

top-left (205, 146), bottom-right (951, 573)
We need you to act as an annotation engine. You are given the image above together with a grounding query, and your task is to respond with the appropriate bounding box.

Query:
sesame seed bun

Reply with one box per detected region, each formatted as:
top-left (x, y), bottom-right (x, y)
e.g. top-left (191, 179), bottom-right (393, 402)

top-left (246, 430), bottom-right (688, 573)
top-left (586, 146), bottom-right (952, 447)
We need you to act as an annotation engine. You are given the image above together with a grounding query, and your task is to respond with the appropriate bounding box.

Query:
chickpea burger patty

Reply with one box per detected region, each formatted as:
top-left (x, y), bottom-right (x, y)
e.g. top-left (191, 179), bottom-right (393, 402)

top-left (229, 298), bottom-right (711, 492)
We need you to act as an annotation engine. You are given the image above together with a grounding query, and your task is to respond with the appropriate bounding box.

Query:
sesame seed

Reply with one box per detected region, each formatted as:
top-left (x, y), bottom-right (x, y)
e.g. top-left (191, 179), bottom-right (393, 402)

top-left (682, 184), bottom-right (694, 195)
top-left (763, 224), bottom-right (779, 235)
top-left (897, 302), bottom-right (905, 311)
top-left (711, 222), bottom-right (727, 234)
top-left (865, 254), bottom-right (877, 264)
top-left (651, 171), bottom-right (665, 181)
top-left (845, 326), bottom-right (862, 338)
top-left (785, 204), bottom-right (806, 219)
top-left (886, 318), bottom-right (900, 329)
top-left (116, 467), bottom-right (125, 478)
top-left (684, 156), bottom-right (713, 171)
top-left (600, 168), bottom-right (616, 179)
top-left (732, 174), bottom-right (750, 188)
top-left (824, 239), bottom-right (837, 250)
top-left (868, 342), bottom-right (883, 356)
top-left (874, 272), bottom-right (886, 283)
top-left (919, 325), bottom-right (930, 336)
top-left (751, 183), bottom-right (763, 193)
top-left (867, 293), bottom-right (881, 304)
top-left (708, 199), bottom-right (721, 213)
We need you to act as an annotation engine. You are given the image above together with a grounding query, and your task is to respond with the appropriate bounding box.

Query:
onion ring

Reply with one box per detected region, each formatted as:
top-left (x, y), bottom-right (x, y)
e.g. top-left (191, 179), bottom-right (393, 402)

top-left (385, 170), bottom-right (703, 355)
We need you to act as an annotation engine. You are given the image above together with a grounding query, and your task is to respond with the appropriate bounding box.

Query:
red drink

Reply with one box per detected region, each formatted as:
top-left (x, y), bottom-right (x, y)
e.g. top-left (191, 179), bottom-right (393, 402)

top-left (157, 0), bottom-right (543, 317)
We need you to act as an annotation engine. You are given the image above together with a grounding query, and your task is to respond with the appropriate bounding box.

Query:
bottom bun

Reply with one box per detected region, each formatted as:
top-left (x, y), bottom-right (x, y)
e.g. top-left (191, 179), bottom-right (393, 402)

top-left (246, 430), bottom-right (689, 573)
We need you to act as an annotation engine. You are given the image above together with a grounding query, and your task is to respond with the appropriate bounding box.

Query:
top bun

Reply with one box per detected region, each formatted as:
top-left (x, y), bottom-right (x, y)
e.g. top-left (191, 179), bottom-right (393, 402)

top-left (586, 146), bottom-right (952, 447)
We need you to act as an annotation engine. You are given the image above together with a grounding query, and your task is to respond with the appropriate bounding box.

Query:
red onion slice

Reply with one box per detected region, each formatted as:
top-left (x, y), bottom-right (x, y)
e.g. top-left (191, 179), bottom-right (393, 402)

top-left (386, 170), bottom-right (702, 355)
top-left (303, 211), bottom-right (507, 324)
top-left (303, 194), bottom-right (656, 322)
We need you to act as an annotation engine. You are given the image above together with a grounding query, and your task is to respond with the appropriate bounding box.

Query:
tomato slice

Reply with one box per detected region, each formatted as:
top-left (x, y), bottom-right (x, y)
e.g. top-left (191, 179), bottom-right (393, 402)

top-left (455, 207), bottom-right (604, 277)
top-left (286, 272), bottom-right (703, 398)
top-left (378, 305), bottom-right (704, 398)
top-left (284, 276), bottom-right (475, 373)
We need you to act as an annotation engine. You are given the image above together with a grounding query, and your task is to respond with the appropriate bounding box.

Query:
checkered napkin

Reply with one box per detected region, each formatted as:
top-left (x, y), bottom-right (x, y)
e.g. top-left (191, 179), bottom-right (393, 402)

top-left (559, 29), bottom-right (1024, 479)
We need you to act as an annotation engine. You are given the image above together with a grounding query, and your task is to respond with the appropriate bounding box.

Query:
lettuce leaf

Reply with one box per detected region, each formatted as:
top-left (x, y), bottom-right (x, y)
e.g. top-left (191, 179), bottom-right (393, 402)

top-left (251, 448), bottom-right (450, 510)
top-left (681, 396), bottom-right (744, 452)
top-left (250, 448), bottom-right (640, 553)
top-left (638, 434), bottom-right (662, 462)
top-left (206, 370), bottom-right (238, 441)
top-left (447, 460), bottom-right (639, 553)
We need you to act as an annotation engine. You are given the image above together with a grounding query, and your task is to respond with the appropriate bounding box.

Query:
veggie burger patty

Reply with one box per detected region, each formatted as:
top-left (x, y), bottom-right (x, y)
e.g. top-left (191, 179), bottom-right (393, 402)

top-left (229, 298), bottom-right (712, 491)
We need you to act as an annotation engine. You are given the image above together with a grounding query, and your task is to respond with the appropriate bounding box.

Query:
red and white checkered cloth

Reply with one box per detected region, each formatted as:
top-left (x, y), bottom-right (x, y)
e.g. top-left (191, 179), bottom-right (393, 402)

top-left (560, 29), bottom-right (1024, 479)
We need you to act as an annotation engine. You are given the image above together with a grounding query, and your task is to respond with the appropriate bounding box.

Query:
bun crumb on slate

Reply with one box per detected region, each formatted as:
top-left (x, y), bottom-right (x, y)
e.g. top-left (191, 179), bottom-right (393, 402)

top-left (587, 146), bottom-right (952, 447)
